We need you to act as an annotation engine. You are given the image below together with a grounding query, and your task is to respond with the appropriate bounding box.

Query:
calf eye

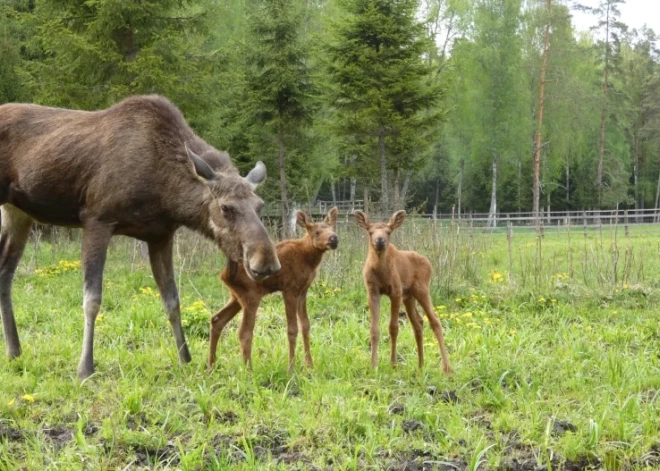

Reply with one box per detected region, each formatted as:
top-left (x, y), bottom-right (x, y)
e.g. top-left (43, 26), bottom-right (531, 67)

top-left (315, 231), bottom-right (320, 236)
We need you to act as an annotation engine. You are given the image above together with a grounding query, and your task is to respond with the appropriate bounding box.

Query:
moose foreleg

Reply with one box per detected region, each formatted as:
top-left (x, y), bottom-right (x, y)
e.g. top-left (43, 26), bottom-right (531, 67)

top-left (0, 205), bottom-right (33, 359)
top-left (297, 291), bottom-right (313, 368)
top-left (367, 290), bottom-right (381, 368)
top-left (77, 222), bottom-right (113, 380)
top-left (148, 236), bottom-right (191, 365)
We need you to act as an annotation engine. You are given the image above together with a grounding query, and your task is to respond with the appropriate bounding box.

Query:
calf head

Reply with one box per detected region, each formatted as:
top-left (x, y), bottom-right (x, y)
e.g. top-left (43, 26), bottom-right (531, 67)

top-left (297, 207), bottom-right (339, 251)
top-left (354, 210), bottom-right (406, 252)
top-left (187, 148), bottom-right (280, 281)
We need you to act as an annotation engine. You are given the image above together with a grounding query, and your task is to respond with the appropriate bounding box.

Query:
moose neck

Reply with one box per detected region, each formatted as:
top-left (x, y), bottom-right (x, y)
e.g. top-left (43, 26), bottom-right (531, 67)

top-left (367, 244), bottom-right (395, 269)
top-left (172, 182), bottom-right (214, 239)
top-left (300, 233), bottom-right (326, 267)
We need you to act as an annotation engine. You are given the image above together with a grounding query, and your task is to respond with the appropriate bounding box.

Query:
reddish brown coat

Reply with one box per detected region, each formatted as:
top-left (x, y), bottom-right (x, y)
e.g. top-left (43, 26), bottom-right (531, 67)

top-left (209, 208), bottom-right (339, 372)
top-left (354, 210), bottom-right (452, 374)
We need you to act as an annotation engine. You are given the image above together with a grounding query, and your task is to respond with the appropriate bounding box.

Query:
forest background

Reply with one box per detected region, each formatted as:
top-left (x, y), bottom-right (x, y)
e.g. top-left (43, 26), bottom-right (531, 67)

top-left (2, 0), bottom-right (659, 230)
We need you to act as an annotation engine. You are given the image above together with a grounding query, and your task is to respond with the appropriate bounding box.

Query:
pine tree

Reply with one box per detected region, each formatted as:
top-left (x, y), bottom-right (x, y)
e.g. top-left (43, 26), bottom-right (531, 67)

top-left (241, 0), bottom-right (316, 235)
top-left (326, 0), bottom-right (444, 212)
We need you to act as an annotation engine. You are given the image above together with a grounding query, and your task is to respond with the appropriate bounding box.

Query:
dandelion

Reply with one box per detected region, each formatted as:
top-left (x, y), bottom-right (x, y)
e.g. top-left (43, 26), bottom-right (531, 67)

top-left (97, 314), bottom-right (106, 323)
top-left (455, 298), bottom-right (462, 304)
top-left (509, 329), bottom-right (517, 335)
top-left (461, 312), bottom-right (473, 318)
top-left (8, 399), bottom-right (15, 406)
top-left (436, 305), bottom-right (446, 310)
top-left (21, 394), bottom-right (35, 403)
top-left (489, 270), bottom-right (505, 284)
top-left (623, 284), bottom-right (629, 290)
top-left (139, 286), bottom-right (158, 297)
top-left (551, 299), bottom-right (557, 304)
top-left (537, 297), bottom-right (546, 304)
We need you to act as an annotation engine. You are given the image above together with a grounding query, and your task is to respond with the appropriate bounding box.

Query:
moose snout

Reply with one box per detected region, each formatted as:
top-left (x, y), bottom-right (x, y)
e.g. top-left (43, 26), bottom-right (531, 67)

top-left (328, 235), bottom-right (339, 250)
top-left (374, 237), bottom-right (388, 251)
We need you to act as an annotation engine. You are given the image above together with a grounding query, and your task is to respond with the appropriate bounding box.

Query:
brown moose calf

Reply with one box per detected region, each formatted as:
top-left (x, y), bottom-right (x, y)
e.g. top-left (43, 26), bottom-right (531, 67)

top-left (354, 210), bottom-right (452, 374)
top-left (209, 208), bottom-right (339, 373)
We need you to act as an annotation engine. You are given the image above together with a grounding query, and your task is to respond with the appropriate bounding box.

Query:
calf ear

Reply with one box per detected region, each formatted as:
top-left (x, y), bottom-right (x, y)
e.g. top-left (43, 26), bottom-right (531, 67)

top-left (324, 207), bottom-right (339, 227)
top-left (296, 210), bottom-right (313, 229)
top-left (185, 144), bottom-right (217, 182)
top-left (388, 210), bottom-right (406, 231)
top-left (353, 210), bottom-right (371, 230)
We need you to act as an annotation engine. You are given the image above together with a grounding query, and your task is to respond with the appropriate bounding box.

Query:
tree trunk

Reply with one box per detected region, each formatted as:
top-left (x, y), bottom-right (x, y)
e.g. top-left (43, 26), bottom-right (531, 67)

top-left (400, 170), bottom-right (412, 208)
top-left (596, 1), bottom-right (611, 209)
top-left (457, 159), bottom-right (464, 219)
top-left (566, 155), bottom-right (570, 205)
top-left (434, 178), bottom-right (440, 218)
top-left (488, 157), bottom-right (498, 227)
top-left (633, 132), bottom-right (639, 209)
top-left (364, 187), bottom-right (370, 213)
top-left (533, 0), bottom-right (551, 228)
top-left (378, 124), bottom-right (389, 213)
top-left (311, 176), bottom-right (324, 206)
top-left (331, 178), bottom-right (337, 204)
top-left (278, 124), bottom-right (289, 237)
top-left (393, 168), bottom-right (400, 210)
top-left (350, 177), bottom-right (356, 203)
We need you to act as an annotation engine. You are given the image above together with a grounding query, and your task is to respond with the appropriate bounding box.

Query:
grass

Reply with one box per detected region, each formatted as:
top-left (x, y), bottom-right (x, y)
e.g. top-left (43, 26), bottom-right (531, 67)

top-left (1, 221), bottom-right (660, 470)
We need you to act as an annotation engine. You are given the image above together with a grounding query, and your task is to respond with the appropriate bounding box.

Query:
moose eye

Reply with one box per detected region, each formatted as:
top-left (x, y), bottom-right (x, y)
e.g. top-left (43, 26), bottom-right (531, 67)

top-left (315, 231), bottom-right (320, 236)
top-left (221, 204), bottom-right (230, 214)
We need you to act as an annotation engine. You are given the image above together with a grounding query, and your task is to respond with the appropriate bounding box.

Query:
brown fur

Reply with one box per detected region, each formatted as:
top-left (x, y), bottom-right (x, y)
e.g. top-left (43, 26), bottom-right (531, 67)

top-left (354, 210), bottom-right (452, 374)
top-left (208, 208), bottom-right (339, 373)
top-left (0, 95), bottom-right (281, 379)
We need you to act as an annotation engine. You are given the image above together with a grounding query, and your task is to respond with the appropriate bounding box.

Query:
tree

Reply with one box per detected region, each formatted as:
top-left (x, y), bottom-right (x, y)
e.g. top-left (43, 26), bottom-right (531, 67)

top-left (243, 0), bottom-right (317, 235)
top-left (326, 0), bottom-right (444, 213)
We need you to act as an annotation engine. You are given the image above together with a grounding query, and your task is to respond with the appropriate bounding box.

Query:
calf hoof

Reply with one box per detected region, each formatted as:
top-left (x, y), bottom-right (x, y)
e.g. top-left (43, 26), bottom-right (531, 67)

top-left (442, 364), bottom-right (454, 376)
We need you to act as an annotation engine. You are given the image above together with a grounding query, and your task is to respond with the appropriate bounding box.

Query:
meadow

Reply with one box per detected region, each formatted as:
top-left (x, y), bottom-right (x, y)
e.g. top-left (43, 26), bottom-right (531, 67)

top-left (1, 218), bottom-right (660, 470)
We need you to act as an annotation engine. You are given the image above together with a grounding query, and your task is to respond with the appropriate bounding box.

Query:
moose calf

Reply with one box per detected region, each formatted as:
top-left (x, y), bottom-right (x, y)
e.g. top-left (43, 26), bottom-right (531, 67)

top-left (209, 208), bottom-right (339, 373)
top-left (354, 210), bottom-right (452, 374)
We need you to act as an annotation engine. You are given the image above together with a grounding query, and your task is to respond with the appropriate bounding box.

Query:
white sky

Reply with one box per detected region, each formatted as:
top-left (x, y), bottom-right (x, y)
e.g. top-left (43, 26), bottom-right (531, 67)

top-left (571, 0), bottom-right (660, 35)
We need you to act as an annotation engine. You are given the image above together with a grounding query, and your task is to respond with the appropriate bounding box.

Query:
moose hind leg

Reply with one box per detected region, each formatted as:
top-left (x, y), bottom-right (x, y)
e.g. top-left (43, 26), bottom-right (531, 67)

top-left (148, 236), bottom-right (191, 364)
top-left (417, 292), bottom-right (453, 375)
top-left (0, 205), bottom-right (33, 359)
top-left (77, 222), bottom-right (113, 380)
top-left (404, 297), bottom-right (424, 368)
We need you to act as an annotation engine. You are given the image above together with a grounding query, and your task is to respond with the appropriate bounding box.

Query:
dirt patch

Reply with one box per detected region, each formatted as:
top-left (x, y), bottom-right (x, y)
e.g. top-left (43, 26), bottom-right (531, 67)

top-left (402, 419), bottom-right (424, 434)
top-left (0, 424), bottom-right (23, 441)
top-left (252, 427), bottom-right (289, 459)
top-left (42, 426), bottom-right (73, 447)
top-left (83, 423), bottom-right (100, 437)
top-left (552, 420), bottom-right (578, 437)
top-left (439, 390), bottom-right (460, 404)
top-left (562, 455), bottom-right (601, 470)
top-left (388, 403), bottom-right (406, 415)
top-left (213, 409), bottom-right (238, 424)
top-left (131, 443), bottom-right (179, 467)
top-left (634, 443), bottom-right (660, 468)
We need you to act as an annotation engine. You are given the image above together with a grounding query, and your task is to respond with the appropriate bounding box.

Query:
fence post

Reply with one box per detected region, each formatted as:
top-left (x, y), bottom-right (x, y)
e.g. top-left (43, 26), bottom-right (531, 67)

top-left (624, 209), bottom-right (629, 237)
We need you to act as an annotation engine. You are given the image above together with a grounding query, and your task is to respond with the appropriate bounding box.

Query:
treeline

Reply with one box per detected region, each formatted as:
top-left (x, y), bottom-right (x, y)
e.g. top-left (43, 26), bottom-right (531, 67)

top-left (1, 0), bottom-right (659, 224)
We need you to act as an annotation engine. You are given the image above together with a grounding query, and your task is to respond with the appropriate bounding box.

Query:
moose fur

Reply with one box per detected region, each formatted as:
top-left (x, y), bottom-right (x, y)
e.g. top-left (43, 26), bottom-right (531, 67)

top-left (208, 208), bottom-right (339, 373)
top-left (0, 95), bottom-right (280, 379)
top-left (354, 210), bottom-right (452, 375)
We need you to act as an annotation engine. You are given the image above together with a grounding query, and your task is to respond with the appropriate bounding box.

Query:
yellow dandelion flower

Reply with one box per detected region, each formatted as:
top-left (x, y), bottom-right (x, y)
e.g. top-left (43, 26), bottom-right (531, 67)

top-left (97, 314), bottom-right (105, 323)
top-left (623, 284), bottom-right (629, 290)
top-left (509, 329), bottom-right (517, 335)
top-left (537, 297), bottom-right (545, 303)
top-left (21, 394), bottom-right (35, 403)
top-left (462, 312), bottom-right (473, 318)
top-left (8, 399), bottom-right (15, 406)
top-left (455, 298), bottom-right (462, 304)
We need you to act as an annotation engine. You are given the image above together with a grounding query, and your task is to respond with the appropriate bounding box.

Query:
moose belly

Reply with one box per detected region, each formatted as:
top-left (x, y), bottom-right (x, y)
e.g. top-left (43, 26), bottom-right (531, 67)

top-left (7, 184), bottom-right (82, 226)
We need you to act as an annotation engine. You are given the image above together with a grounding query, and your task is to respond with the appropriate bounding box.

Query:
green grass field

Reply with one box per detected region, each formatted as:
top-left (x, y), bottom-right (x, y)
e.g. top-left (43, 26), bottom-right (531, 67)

top-left (1, 221), bottom-right (660, 470)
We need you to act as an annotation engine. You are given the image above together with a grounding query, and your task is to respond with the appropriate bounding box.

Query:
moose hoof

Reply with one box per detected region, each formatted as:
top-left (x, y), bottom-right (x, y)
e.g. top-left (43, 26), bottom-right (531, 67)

top-left (77, 363), bottom-right (95, 381)
top-left (179, 345), bottom-right (192, 364)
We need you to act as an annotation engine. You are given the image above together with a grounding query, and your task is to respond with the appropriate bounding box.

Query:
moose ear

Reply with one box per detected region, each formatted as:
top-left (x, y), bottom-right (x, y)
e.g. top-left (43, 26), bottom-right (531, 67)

top-left (388, 210), bottom-right (406, 231)
top-left (324, 207), bottom-right (339, 227)
top-left (245, 161), bottom-right (267, 188)
top-left (186, 144), bottom-right (217, 182)
top-left (353, 210), bottom-right (371, 230)
top-left (296, 210), bottom-right (313, 229)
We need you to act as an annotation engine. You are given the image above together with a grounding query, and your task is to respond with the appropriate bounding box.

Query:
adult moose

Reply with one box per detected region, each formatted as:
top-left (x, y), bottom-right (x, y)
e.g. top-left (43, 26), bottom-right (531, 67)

top-left (0, 95), bottom-right (281, 379)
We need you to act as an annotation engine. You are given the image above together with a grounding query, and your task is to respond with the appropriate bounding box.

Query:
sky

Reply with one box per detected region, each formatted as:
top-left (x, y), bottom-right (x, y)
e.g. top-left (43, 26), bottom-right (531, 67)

top-left (571, 0), bottom-right (660, 36)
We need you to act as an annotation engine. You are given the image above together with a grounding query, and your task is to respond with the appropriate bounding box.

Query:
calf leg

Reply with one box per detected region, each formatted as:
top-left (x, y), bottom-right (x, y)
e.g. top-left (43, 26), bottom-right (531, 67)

top-left (367, 290), bottom-right (381, 368)
top-left (208, 295), bottom-right (242, 368)
top-left (404, 297), bottom-right (424, 368)
top-left (417, 291), bottom-right (453, 375)
top-left (297, 291), bottom-right (313, 368)
top-left (283, 292), bottom-right (299, 374)
top-left (0, 205), bottom-right (33, 359)
top-left (77, 222), bottom-right (113, 379)
top-left (237, 300), bottom-right (259, 369)
top-left (148, 236), bottom-right (191, 365)
top-left (389, 295), bottom-right (401, 365)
